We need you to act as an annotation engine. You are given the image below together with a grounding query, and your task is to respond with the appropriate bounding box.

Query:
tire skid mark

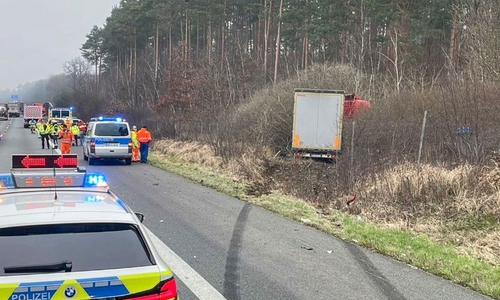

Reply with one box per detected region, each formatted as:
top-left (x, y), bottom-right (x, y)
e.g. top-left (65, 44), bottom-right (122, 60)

top-left (344, 241), bottom-right (407, 300)
top-left (223, 203), bottom-right (252, 300)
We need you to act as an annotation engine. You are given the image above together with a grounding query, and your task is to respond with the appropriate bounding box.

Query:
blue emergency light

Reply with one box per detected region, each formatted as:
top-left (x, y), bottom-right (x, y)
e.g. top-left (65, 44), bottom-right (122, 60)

top-left (0, 174), bottom-right (15, 189)
top-left (84, 173), bottom-right (108, 187)
top-left (85, 195), bottom-right (106, 202)
top-left (90, 116), bottom-right (126, 122)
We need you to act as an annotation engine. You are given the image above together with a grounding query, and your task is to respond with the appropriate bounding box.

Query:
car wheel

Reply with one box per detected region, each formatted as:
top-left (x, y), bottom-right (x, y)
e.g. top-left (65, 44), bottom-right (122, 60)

top-left (125, 158), bottom-right (132, 165)
top-left (89, 158), bottom-right (95, 165)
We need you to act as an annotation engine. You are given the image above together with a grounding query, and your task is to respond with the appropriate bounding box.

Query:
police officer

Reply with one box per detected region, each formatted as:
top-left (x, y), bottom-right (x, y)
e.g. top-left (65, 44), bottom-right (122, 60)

top-left (71, 123), bottom-right (80, 146)
top-left (40, 120), bottom-right (50, 149)
top-left (50, 120), bottom-right (60, 148)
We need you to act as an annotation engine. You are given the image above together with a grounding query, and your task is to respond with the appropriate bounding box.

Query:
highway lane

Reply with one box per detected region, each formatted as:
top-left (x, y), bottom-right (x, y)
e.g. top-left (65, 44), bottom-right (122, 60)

top-left (0, 117), bottom-right (493, 300)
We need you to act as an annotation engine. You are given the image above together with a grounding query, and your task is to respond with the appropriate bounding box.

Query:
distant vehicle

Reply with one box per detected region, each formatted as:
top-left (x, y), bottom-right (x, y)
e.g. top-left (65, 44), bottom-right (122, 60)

top-left (83, 117), bottom-right (133, 165)
top-left (0, 154), bottom-right (180, 300)
top-left (7, 101), bottom-right (21, 117)
top-left (32, 102), bottom-right (53, 118)
top-left (49, 107), bottom-right (72, 119)
top-left (23, 105), bottom-right (43, 128)
top-left (292, 88), bottom-right (370, 160)
top-left (0, 105), bottom-right (8, 121)
top-left (72, 118), bottom-right (83, 126)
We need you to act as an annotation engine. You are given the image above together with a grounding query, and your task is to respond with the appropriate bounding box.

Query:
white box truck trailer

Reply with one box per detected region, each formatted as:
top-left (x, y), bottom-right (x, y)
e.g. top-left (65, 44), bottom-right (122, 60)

top-left (292, 89), bottom-right (345, 160)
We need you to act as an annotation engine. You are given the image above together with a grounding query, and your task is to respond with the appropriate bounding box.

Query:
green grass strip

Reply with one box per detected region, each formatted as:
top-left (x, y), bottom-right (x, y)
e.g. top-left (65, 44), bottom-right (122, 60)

top-left (148, 152), bottom-right (500, 299)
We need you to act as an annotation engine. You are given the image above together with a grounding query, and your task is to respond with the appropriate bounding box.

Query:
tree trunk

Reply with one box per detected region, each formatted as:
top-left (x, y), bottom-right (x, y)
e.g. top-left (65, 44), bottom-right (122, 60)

top-left (134, 29), bottom-right (138, 106)
top-left (449, 4), bottom-right (459, 67)
top-left (264, 0), bottom-right (272, 83)
top-left (169, 26), bottom-right (172, 65)
top-left (208, 20), bottom-right (212, 64)
top-left (273, 0), bottom-right (283, 83)
top-left (155, 21), bottom-right (159, 82)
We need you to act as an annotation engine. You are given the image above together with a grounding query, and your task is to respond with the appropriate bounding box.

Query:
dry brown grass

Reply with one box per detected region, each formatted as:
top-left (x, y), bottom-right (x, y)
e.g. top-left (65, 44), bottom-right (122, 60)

top-left (152, 140), bottom-right (273, 185)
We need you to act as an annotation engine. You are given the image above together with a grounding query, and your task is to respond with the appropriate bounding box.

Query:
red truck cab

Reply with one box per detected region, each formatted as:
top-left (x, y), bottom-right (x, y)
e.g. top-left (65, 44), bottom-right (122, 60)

top-left (344, 94), bottom-right (371, 119)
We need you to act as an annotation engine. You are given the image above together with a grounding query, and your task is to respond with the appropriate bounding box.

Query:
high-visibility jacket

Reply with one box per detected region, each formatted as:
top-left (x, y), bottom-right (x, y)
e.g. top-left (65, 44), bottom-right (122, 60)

top-left (46, 124), bottom-right (54, 134)
top-left (40, 124), bottom-right (50, 134)
top-left (59, 130), bottom-right (74, 144)
top-left (131, 131), bottom-right (139, 148)
top-left (71, 125), bottom-right (80, 135)
top-left (51, 124), bottom-right (59, 135)
top-left (137, 128), bottom-right (152, 143)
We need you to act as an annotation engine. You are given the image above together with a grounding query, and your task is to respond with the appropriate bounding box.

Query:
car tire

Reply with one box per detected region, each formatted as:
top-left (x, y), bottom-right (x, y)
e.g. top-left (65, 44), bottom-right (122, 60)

top-left (89, 158), bottom-right (95, 165)
top-left (125, 158), bottom-right (132, 165)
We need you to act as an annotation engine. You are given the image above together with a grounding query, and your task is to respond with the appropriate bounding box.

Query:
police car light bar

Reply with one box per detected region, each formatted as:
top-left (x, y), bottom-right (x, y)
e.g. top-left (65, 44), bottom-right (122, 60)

top-left (0, 174), bottom-right (15, 189)
top-left (12, 154), bottom-right (78, 169)
top-left (0, 172), bottom-right (108, 189)
top-left (0, 154), bottom-right (109, 189)
top-left (84, 173), bottom-right (108, 187)
top-left (90, 117), bottom-right (126, 122)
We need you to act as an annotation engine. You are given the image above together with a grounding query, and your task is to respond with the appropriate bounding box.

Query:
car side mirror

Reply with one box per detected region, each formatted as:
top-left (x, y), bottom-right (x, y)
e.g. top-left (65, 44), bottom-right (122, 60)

top-left (135, 212), bottom-right (145, 223)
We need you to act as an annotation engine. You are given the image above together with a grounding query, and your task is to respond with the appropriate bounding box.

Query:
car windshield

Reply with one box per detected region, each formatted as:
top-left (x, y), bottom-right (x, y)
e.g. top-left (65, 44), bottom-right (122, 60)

top-left (0, 223), bottom-right (153, 275)
top-left (94, 123), bottom-right (129, 136)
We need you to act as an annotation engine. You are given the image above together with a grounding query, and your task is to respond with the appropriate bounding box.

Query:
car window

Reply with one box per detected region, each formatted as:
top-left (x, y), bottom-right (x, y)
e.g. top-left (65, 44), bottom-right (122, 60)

top-left (0, 223), bottom-right (153, 275)
top-left (94, 123), bottom-right (129, 136)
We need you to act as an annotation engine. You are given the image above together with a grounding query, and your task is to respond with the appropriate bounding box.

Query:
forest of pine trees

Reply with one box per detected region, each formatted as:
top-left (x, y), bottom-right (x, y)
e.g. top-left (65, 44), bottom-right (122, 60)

top-left (9, 0), bottom-right (498, 165)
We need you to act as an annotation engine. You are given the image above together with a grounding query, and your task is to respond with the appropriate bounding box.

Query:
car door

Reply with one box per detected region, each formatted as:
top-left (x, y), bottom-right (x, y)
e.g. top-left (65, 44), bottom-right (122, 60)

top-left (83, 123), bottom-right (94, 156)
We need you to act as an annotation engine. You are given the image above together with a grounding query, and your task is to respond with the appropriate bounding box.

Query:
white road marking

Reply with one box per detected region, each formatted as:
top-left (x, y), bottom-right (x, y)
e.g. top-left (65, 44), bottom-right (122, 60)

top-left (43, 127), bottom-right (221, 298)
top-left (145, 228), bottom-right (228, 300)
top-left (48, 140), bottom-right (61, 154)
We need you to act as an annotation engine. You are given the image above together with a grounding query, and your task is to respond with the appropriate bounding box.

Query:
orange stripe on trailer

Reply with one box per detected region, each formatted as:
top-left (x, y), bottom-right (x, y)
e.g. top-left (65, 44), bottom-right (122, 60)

top-left (334, 136), bottom-right (341, 150)
top-left (293, 134), bottom-right (300, 147)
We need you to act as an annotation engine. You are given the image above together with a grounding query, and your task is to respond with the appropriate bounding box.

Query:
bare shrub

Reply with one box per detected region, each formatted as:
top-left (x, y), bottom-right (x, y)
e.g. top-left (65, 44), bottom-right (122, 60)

top-left (230, 63), bottom-right (372, 155)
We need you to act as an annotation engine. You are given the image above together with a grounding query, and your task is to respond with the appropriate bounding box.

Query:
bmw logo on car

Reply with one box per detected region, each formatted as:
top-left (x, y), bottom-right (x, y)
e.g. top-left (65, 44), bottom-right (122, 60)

top-left (64, 286), bottom-right (77, 298)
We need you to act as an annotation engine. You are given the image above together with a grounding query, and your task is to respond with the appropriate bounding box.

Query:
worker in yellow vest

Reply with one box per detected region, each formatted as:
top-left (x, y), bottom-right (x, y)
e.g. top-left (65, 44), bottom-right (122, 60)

top-left (70, 123), bottom-right (80, 146)
top-left (131, 125), bottom-right (140, 162)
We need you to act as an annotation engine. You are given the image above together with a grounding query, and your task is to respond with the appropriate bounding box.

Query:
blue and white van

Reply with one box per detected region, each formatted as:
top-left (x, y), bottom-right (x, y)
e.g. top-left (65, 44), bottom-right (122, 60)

top-left (83, 117), bottom-right (133, 165)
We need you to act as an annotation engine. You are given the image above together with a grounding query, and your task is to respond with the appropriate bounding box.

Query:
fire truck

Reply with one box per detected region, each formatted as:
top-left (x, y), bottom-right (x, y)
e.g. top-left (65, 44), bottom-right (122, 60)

top-left (23, 105), bottom-right (43, 128)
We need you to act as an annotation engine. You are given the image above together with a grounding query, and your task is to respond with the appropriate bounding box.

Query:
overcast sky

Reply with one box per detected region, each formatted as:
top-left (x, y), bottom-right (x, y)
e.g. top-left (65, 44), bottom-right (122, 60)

top-left (0, 0), bottom-right (120, 90)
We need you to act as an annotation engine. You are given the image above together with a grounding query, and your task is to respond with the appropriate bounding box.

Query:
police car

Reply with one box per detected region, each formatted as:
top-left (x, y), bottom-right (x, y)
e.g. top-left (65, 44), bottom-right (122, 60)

top-left (0, 154), bottom-right (179, 300)
top-left (83, 117), bottom-right (133, 165)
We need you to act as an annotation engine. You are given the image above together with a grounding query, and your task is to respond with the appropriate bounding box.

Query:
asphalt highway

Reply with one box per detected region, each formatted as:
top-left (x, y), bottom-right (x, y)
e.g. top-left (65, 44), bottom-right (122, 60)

top-left (0, 117), bottom-right (492, 300)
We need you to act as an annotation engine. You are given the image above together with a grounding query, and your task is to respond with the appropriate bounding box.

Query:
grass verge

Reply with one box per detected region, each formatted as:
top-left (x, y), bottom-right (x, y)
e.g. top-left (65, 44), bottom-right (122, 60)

top-left (149, 152), bottom-right (500, 299)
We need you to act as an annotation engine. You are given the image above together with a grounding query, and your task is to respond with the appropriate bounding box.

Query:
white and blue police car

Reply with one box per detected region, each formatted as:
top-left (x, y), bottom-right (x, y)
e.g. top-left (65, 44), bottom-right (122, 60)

top-left (83, 117), bottom-right (133, 165)
top-left (0, 154), bottom-right (179, 300)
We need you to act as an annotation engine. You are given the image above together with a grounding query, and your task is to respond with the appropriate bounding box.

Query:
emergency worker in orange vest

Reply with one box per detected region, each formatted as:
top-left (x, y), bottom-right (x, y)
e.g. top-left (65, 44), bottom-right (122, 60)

top-left (64, 118), bottom-right (71, 129)
top-left (58, 126), bottom-right (74, 154)
top-left (136, 125), bottom-right (152, 163)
